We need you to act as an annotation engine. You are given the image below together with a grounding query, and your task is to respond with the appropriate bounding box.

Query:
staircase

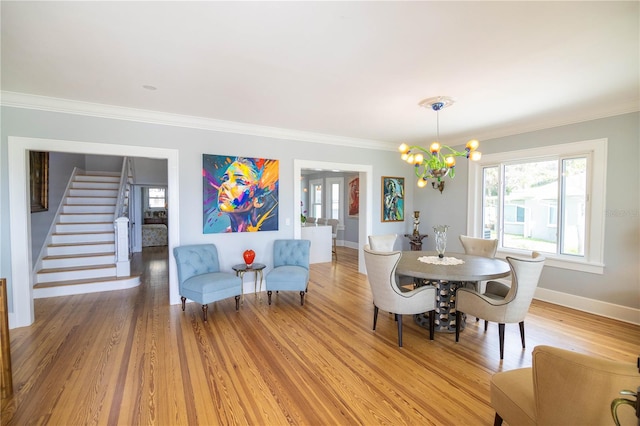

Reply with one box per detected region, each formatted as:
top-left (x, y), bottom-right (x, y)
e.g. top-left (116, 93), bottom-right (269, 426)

top-left (33, 171), bottom-right (140, 298)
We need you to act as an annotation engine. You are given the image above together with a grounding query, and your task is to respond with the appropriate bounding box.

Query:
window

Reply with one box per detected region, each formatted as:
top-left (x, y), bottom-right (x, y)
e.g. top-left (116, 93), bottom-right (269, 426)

top-left (309, 179), bottom-right (323, 218)
top-left (325, 177), bottom-right (344, 222)
top-left (468, 139), bottom-right (606, 273)
top-left (147, 187), bottom-right (166, 209)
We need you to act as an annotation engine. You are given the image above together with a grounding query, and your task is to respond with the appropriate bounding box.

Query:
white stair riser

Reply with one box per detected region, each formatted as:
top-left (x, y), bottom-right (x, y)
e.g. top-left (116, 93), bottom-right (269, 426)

top-left (75, 175), bottom-right (120, 183)
top-left (69, 188), bottom-right (119, 197)
top-left (51, 233), bottom-right (114, 244)
top-left (37, 266), bottom-right (116, 283)
top-left (55, 223), bottom-right (113, 233)
top-left (72, 181), bottom-right (119, 190)
top-left (47, 243), bottom-right (115, 256)
top-left (59, 213), bottom-right (114, 223)
top-left (42, 255), bottom-right (115, 269)
top-left (66, 196), bottom-right (117, 205)
top-left (62, 204), bottom-right (115, 213)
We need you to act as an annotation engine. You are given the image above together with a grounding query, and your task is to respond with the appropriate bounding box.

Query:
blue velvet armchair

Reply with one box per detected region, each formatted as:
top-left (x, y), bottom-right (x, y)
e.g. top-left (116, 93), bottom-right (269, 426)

top-left (265, 239), bottom-right (311, 305)
top-left (173, 244), bottom-right (242, 321)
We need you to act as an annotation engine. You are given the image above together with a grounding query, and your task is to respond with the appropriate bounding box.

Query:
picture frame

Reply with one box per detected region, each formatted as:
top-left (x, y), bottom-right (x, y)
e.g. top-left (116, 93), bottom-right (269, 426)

top-left (381, 176), bottom-right (404, 222)
top-left (348, 176), bottom-right (359, 217)
top-left (30, 151), bottom-right (49, 213)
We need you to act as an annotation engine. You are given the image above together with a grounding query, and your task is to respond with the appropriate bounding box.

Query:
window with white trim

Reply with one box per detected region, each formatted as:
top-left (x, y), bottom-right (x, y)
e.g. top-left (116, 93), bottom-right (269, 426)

top-left (467, 139), bottom-right (607, 273)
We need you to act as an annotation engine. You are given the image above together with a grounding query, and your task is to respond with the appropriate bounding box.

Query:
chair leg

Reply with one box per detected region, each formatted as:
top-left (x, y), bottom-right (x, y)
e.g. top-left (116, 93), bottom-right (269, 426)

top-left (429, 310), bottom-right (435, 340)
top-left (299, 291), bottom-right (305, 306)
top-left (202, 304), bottom-right (208, 322)
top-left (519, 321), bottom-right (525, 348)
top-left (267, 290), bottom-right (273, 305)
top-left (235, 295), bottom-right (240, 311)
top-left (397, 314), bottom-right (403, 347)
top-left (373, 305), bottom-right (379, 330)
top-left (181, 296), bottom-right (186, 311)
top-left (485, 320), bottom-right (489, 331)
top-left (494, 413), bottom-right (503, 426)
top-left (455, 311), bottom-right (462, 342)
top-left (498, 323), bottom-right (505, 359)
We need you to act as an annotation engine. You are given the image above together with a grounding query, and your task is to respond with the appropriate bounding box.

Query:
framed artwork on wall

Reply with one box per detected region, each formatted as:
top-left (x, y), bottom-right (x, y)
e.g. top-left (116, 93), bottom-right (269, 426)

top-left (348, 176), bottom-right (359, 217)
top-left (203, 154), bottom-right (279, 233)
top-left (381, 176), bottom-right (404, 222)
top-left (30, 151), bottom-right (49, 213)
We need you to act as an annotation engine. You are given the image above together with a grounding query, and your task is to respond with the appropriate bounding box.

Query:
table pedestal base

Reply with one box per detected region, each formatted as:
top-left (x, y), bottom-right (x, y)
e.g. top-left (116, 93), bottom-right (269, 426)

top-left (414, 279), bottom-right (466, 333)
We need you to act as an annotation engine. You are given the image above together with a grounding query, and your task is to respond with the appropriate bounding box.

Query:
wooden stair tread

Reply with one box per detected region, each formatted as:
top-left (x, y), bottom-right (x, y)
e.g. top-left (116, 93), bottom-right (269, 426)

top-left (48, 241), bottom-right (115, 247)
top-left (52, 231), bottom-right (115, 236)
top-left (34, 274), bottom-right (141, 289)
top-left (38, 264), bottom-right (116, 274)
top-left (43, 252), bottom-right (115, 260)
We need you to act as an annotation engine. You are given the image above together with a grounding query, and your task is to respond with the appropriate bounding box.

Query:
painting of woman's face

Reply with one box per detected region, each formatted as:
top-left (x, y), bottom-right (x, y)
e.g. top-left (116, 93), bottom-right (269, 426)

top-left (203, 154), bottom-right (279, 233)
top-left (217, 160), bottom-right (259, 213)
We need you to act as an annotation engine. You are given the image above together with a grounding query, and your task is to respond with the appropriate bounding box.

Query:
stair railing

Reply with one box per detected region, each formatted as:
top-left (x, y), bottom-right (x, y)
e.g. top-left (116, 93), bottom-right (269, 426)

top-left (114, 158), bottom-right (133, 277)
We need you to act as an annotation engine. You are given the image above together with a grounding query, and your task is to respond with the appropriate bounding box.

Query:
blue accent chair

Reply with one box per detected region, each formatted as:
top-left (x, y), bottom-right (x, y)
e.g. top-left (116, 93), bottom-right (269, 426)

top-left (265, 239), bottom-right (311, 305)
top-left (173, 244), bottom-right (242, 321)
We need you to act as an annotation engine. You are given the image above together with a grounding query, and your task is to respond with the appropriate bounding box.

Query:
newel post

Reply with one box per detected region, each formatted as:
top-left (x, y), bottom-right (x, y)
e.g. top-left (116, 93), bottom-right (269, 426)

top-left (115, 217), bottom-right (131, 277)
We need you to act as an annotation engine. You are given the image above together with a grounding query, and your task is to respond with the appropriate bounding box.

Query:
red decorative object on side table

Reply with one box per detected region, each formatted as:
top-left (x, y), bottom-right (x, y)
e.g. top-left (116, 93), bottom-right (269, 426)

top-left (243, 250), bottom-right (256, 267)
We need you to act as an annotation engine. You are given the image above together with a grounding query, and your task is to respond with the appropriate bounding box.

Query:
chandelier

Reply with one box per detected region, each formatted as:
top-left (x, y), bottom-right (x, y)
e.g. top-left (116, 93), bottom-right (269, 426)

top-left (398, 96), bottom-right (482, 193)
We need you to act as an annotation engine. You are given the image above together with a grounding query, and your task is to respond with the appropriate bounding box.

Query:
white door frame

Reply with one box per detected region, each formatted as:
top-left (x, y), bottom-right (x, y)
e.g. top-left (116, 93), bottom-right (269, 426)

top-left (7, 136), bottom-right (180, 328)
top-left (294, 159), bottom-right (372, 274)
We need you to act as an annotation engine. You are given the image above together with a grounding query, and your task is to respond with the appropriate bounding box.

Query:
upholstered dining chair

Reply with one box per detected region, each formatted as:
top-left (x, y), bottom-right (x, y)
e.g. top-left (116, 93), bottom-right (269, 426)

top-left (363, 245), bottom-right (436, 347)
top-left (306, 217), bottom-right (316, 224)
top-left (173, 244), bottom-right (242, 321)
top-left (316, 218), bottom-right (328, 225)
top-left (455, 253), bottom-right (545, 359)
top-left (265, 239), bottom-right (311, 305)
top-left (491, 345), bottom-right (640, 426)
top-left (459, 234), bottom-right (499, 325)
top-left (368, 234), bottom-right (398, 252)
top-left (327, 219), bottom-right (339, 260)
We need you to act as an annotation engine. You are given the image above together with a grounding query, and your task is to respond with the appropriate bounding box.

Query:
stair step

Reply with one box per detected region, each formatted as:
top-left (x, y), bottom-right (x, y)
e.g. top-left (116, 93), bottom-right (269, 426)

top-left (59, 213), bottom-right (115, 223)
top-left (42, 252), bottom-right (115, 269)
top-left (69, 188), bottom-right (119, 197)
top-left (47, 242), bottom-right (116, 256)
top-left (33, 274), bottom-right (141, 299)
top-left (55, 222), bottom-right (113, 233)
top-left (51, 231), bottom-right (115, 244)
top-left (71, 181), bottom-right (120, 190)
top-left (75, 174), bottom-right (120, 183)
top-left (62, 204), bottom-right (117, 214)
top-left (66, 196), bottom-right (117, 205)
top-left (37, 264), bottom-right (117, 283)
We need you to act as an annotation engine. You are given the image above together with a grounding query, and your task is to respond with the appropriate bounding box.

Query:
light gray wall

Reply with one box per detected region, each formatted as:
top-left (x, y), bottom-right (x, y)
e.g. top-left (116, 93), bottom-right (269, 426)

top-left (0, 106), bottom-right (410, 314)
top-left (413, 112), bottom-right (640, 309)
top-left (29, 151), bottom-right (86, 265)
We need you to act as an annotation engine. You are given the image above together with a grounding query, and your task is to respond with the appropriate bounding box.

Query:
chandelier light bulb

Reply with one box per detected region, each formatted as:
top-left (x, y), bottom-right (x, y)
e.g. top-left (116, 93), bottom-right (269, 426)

top-left (445, 156), bottom-right (456, 167)
top-left (417, 178), bottom-right (427, 188)
top-left (466, 139), bottom-right (480, 151)
top-left (407, 154), bottom-right (415, 164)
top-left (398, 143), bottom-right (409, 153)
top-left (401, 152), bottom-right (409, 161)
top-left (430, 142), bottom-right (441, 154)
top-left (469, 151), bottom-right (482, 161)
top-left (414, 153), bottom-right (424, 164)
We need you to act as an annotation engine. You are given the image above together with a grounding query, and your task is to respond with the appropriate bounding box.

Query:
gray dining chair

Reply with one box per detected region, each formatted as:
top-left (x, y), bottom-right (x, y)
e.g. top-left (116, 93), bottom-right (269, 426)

top-left (455, 252), bottom-right (545, 359)
top-left (363, 244), bottom-right (436, 347)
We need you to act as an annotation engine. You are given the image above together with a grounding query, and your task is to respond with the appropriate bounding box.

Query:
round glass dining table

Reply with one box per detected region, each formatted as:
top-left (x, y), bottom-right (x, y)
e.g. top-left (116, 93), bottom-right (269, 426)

top-left (396, 251), bottom-right (510, 332)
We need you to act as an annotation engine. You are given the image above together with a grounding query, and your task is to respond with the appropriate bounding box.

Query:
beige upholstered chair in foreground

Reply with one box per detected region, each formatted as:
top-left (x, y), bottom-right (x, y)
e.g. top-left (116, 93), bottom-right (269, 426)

top-left (368, 234), bottom-right (398, 252)
top-left (363, 245), bottom-right (436, 347)
top-left (491, 345), bottom-right (640, 426)
top-left (455, 253), bottom-right (545, 359)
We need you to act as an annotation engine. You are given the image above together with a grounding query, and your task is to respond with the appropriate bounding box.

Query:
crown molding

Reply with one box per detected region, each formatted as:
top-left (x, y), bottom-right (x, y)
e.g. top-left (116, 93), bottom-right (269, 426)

top-left (0, 91), bottom-right (397, 151)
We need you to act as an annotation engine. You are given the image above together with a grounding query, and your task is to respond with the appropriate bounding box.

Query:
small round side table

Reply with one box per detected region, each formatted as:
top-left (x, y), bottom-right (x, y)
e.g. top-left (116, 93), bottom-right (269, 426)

top-left (232, 263), bottom-right (266, 301)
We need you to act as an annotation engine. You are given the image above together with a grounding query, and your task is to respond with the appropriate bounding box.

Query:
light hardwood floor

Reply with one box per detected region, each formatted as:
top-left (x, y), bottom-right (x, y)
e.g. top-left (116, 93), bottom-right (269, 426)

top-left (2, 246), bottom-right (639, 425)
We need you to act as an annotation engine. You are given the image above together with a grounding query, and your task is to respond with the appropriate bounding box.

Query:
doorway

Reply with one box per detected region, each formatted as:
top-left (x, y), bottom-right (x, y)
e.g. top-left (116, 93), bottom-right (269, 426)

top-left (7, 136), bottom-right (179, 328)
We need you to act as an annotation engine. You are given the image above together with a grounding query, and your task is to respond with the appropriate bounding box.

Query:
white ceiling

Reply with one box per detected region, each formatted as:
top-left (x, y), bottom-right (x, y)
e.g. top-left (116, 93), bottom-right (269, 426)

top-left (1, 1), bottom-right (638, 148)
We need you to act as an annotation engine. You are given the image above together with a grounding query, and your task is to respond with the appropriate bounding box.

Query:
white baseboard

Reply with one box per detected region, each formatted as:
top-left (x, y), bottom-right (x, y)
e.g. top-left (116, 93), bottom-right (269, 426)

top-left (535, 287), bottom-right (640, 326)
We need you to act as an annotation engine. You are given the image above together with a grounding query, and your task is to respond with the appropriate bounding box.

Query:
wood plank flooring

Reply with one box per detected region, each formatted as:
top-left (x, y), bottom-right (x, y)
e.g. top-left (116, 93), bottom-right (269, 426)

top-left (2, 246), bottom-right (639, 425)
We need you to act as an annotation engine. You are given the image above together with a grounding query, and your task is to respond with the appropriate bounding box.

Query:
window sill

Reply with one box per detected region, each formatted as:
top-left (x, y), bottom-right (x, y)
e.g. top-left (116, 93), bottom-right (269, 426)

top-left (496, 249), bottom-right (604, 275)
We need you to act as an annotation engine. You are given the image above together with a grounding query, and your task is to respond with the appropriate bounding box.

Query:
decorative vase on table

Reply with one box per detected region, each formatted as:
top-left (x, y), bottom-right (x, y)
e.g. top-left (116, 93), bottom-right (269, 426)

top-left (243, 250), bottom-right (256, 268)
top-left (433, 225), bottom-right (449, 258)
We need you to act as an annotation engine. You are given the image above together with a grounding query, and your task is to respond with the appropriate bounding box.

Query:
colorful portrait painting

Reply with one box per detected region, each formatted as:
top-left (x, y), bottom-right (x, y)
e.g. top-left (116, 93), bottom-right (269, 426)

top-left (348, 176), bottom-right (359, 217)
top-left (203, 154), bottom-right (279, 233)
top-left (382, 176), bottom-right (404, 222)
